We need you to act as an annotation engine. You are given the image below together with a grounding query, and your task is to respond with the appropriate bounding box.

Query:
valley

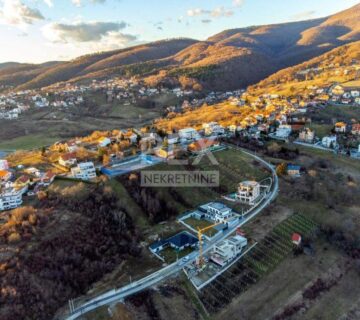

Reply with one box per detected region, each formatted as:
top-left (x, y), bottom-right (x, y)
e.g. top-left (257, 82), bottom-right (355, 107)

top-left (1, 2), bottom-right (360, 320)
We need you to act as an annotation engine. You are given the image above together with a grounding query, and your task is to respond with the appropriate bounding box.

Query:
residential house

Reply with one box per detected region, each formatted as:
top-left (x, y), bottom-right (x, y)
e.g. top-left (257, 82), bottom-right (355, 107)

top-left (0, 159), bottom-right (9, 170)
top-left (203, 122), bottom-right (225, 136)
top-left (298, 128), bottom-right (315, 143)
top-left (322, 136), bottom-right (337, 148)
top-left (98, 137), bottom-right (111, 147)
top-left (0, 170), bottom-right (12, 182)
top-left (71, 162), bottom-right (96, 180)
top-left (351, 123), bottom-right (360, 135)
top-left (188, 139), bottom-right (220, 154)
top-left (178, 127), bottom-right (199, 141)
top-left (287, 164), bottom-right (301, 177)
top-left (236, 181), bottom-right (260, 205)
top-left (199, 202), bottom-right (234, 223)
top-left (292, 233), bottom-right (302, 246)
top-left (0, 190), bottom-right (23, 211)
top-left (154, 146), bottom-right (175, 159)
top-left (211, 235), bottom-right (247, 267)
top-left (228, 125), bottom-right (237, 134)
top-left (167, 133), bottom-right (179, 145)
top-left (351, 90), bottom-right (360, 97)
top-left (275, 125), bottom-right (292, 138)
top-left (149, 231), bottom-right (198, 254)
top-left (24, 167), bottom-right (41, 177)
top-left (140, 133), bottom-right (157, 148)
top-left (331, 84), bottom-right (345, 96)
top-left (125, 132), bottom-right (138, 144)
top-left (41, 171), bottom-right (56, 186)
top-left (334, 122), bottom-right (347, 133)
top-left (59, 153), bottom-right (77, 167)
top-left (350, 144), bottom-right (360, 159)
top-left (15, 175), bottom-right (31, 189)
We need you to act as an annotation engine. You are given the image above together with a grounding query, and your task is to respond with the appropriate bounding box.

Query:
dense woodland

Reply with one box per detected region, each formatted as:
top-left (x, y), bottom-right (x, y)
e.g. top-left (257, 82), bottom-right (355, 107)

top-left (0, 183), bottom-right (140, 320)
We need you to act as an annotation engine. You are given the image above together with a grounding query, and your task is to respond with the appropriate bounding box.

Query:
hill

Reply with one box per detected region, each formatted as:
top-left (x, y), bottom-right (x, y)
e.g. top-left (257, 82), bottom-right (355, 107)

top-left (249, 40), bottom-right (360, 96)
top-left (13, 39), bottom-right (198, 90)
top-left (155, 40), bottom-right (360, 132)
top-left (0, 61), bottom-right (63, 88)
top-left (2, 3), bottom-right (360, 92)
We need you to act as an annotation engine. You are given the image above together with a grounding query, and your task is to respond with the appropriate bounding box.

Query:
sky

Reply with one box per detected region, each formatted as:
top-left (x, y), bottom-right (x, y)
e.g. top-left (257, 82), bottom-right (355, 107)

top-left (0, 0), bottom-right (359, 63)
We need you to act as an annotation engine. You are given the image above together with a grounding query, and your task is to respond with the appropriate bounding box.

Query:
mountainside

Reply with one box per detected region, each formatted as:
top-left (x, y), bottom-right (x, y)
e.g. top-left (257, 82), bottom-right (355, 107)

top-left (13, 39), bottom-right (198, 91)
top-left (2, 3), bottom-right (360, 92)
top-left (249, 40), bottom-right (360, 96)
top-left (155, 40), bottom-right (360, 132)
top-left (0, 61), bottom-right (63, 88)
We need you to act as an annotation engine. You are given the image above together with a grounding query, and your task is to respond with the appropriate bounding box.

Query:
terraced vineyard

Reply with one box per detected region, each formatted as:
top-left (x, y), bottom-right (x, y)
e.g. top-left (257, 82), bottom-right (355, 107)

top-left (199, 214), bottom-right (318, 313)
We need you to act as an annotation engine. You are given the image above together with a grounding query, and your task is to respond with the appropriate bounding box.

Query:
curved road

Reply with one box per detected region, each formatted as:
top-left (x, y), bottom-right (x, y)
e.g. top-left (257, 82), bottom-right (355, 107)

top-left (63, 145), bottom-right (278, 320)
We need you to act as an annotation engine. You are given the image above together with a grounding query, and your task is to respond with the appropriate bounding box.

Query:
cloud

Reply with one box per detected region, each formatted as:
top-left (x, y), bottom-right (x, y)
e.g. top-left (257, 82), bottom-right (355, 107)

top-left (211, 7), bottom-right (234, 17)
top-left (42, 20), bottom-right (138, 55)
top-left (201, 19), bottom-right (212, 24)
top-left (291, 10), bottom-right (316, 21)
top-left (71, 0), bottom-right (108, 7)
top-left (187, 8), bottom-right (210, 17)
top-left (187, 6), bottom-right (234, 18)
top-left (233, 0), bottom-right (244, 7)
top-left (42, 21), bottom-right (129, 43)
top-left (0, 0), bottom-right (44, 27)
top-left (43, 0), bottom-right (53, 7)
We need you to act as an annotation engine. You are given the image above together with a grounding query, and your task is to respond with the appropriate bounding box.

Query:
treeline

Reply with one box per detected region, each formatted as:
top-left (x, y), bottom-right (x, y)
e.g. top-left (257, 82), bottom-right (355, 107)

top-left (0, 184), bottom-right (140, 320)
top-left (169, 65), bottom-right (219, 81)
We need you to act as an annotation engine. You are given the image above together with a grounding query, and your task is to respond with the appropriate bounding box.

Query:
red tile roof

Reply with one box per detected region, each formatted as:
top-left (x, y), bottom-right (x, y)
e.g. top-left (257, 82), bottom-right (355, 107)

top-left (292, 233), bottom-right (302, 244)
top-left (60, 152), bottom-right (76, 161)
top-left (16, 175), bottom-right (30, 184)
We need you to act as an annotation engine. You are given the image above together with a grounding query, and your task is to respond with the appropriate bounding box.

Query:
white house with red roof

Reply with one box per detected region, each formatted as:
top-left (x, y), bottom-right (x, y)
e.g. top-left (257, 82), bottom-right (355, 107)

top-left (292, 233), bottom-right (302, 246)
top-left (59, 153), bottom-right (77, 167)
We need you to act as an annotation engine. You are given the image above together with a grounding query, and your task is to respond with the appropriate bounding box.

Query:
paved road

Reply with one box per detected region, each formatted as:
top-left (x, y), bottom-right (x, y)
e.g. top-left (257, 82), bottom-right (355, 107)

top-left (63, 146), bottom-right (278, 320)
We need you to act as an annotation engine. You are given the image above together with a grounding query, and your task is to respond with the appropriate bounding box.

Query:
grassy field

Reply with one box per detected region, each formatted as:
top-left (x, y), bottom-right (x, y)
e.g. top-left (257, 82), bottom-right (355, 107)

top-left (308, 123), bottom-right (333, 138)
top-left (0, 92), bottom-right (179, 151)
top-left (142, 148), bottom-right (270, 215)
top-left (0, 134), bottom-right (60, 150)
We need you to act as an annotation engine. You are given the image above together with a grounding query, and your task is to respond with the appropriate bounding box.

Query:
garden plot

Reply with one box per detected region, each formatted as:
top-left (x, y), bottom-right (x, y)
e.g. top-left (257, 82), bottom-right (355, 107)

top-left (198, 214), bottom-right (318, 314)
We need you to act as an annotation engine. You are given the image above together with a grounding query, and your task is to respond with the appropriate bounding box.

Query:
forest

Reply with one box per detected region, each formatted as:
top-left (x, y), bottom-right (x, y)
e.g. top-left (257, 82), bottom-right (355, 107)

top-left (0, 182), bottom-right (140, 320)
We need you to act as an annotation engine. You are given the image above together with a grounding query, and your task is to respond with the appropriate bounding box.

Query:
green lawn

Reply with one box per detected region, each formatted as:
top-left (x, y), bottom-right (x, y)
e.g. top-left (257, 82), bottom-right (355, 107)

top-left (160, 246), bottom-right (194, 263)
top-left (182, 217), bottom-right (217, 237)
top-left (308, 123), bottom-right (333, 138)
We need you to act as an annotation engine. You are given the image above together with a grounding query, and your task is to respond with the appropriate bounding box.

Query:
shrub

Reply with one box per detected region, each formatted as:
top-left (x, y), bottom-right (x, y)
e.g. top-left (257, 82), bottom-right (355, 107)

top-left (8, 232), bottom-right (21, 243)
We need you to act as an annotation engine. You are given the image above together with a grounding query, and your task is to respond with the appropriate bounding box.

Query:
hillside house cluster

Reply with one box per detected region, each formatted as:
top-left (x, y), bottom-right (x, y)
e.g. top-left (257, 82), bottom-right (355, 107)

top-left (0, 158), bottom-right (56, 212)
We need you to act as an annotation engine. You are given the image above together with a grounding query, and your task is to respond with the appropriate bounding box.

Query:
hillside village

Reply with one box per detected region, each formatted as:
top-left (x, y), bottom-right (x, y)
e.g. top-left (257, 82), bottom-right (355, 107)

top-left (1, 3), bottom-right (360, 320)
top-left (1, 48), bottom-right (360, 212)
top-left (0, 75), bottom-right (243, 123)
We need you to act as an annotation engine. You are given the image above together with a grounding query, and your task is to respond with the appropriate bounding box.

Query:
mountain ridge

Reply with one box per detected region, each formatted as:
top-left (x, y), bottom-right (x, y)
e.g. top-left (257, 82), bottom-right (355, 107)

top-left (1, 3), bottom-right (360, 92)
